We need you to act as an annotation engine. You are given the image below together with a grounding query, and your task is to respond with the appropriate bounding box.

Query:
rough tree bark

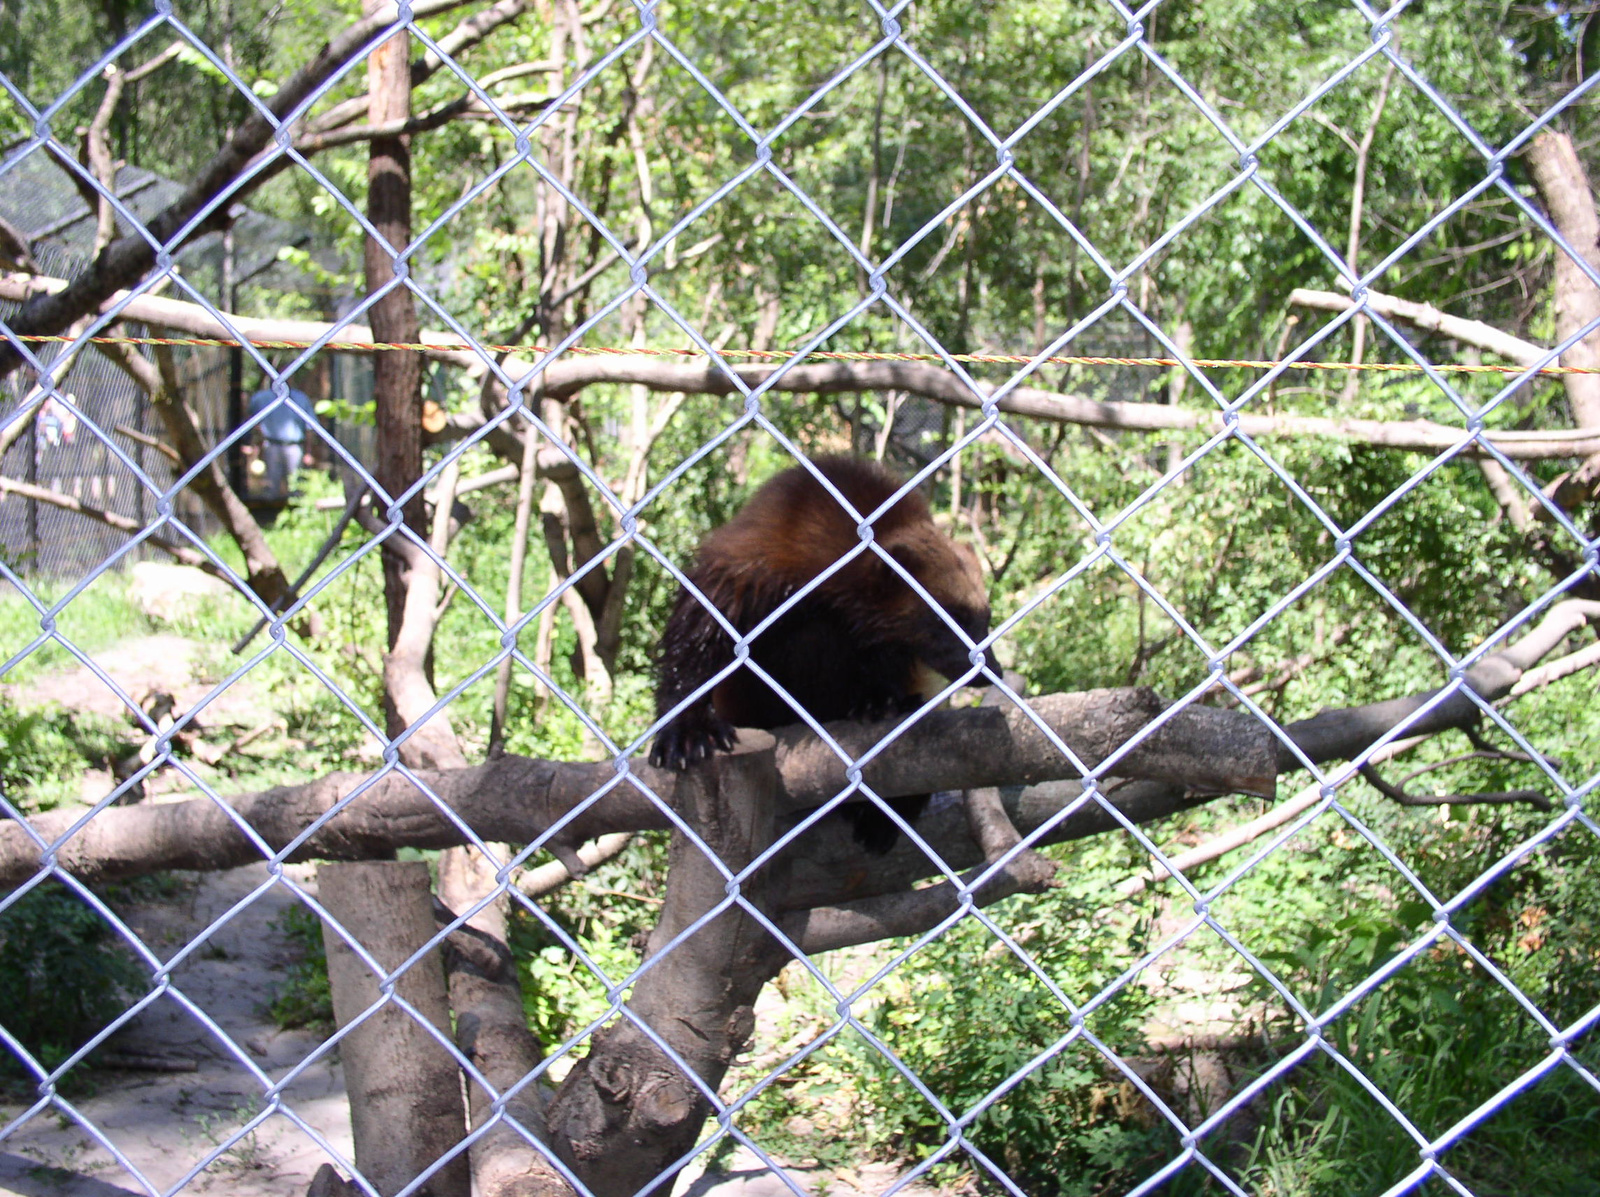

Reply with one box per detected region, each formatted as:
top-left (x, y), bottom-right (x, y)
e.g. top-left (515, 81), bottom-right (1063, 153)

top-left (1525, 130), bottom-right (1600, 561)
top-left (438, 849), bottom-right (577, 1197)
top-left (545, 732), bottom-right (791, 1196)
top-left (6, 599), bottom-right (1593, 907)
top-left (319, 861), bottom-right (471, 1197)
top-left (364, 1), bottom-right (429, 672)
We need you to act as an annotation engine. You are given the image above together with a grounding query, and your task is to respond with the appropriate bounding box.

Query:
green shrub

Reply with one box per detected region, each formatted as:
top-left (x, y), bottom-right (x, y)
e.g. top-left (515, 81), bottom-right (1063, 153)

top-left (0, 883), bottom-right (145, 1075)
top-left (268, 901), bottom-right (334, 1033)
top-left (0, 696), bottom-right (127, 814)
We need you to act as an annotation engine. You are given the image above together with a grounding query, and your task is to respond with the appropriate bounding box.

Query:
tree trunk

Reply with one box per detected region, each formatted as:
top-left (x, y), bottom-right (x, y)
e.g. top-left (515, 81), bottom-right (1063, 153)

top-left (438, 849), bottom-right (576, 1197)
top-left (544, 732), bottom-right (790, 1195)
top-left (319, 862), bottom-right (470, 1197)
top-left (363, 3), bottom-right (426, 677)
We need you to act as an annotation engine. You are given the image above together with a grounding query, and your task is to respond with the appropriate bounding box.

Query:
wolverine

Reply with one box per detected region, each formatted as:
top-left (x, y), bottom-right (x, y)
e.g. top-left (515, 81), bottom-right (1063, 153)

top-left (650, 455), bottom-right (997, 852)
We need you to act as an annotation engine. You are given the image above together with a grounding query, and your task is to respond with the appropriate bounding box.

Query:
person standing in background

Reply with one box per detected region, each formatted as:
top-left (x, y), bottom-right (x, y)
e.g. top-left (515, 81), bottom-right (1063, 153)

top-left (247, 386), bottom-right (319, 500)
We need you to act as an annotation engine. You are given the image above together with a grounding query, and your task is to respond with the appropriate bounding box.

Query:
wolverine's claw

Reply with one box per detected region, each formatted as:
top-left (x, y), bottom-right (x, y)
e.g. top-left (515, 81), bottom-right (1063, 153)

top-left (651, 705), bottom-right (739, 770)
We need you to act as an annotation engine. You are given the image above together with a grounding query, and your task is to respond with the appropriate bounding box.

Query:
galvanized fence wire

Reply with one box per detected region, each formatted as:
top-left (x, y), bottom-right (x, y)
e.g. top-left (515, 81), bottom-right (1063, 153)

top-left (0, 0), bottom-right (1597, 1194)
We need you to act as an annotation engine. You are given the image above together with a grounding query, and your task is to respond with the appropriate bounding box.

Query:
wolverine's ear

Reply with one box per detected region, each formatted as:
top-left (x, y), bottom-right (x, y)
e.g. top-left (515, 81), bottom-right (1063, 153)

top-left (951, 539), bottom-right (987, 577)
top-left (886, 542), bottom-right (926, 575)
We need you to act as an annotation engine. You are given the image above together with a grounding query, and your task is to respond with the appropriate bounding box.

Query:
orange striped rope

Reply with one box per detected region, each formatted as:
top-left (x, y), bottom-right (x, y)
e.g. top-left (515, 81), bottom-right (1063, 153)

top-left (12, 332), bottom-right (1594, 375)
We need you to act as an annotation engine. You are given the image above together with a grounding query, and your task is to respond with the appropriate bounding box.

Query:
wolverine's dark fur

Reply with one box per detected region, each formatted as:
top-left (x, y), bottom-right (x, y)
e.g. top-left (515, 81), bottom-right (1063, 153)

top-left (650, 456), bottom-right (997, 853)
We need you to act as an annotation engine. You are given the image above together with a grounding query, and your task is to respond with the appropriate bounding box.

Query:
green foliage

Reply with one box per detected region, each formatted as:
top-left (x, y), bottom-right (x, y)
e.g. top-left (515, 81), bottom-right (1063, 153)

top-left (0, 882), bottom-right (145, 1076)
top-left (510, 836), bottom-right (667, 1047)
top-left (0, 696), bottom-right (126, 813)
top-left (4, 1), bottom-right (1600, 1188)
top-left (1237, 883), bottom-right (1600, 1195)
top-left (0, 580), bottom-right (153, 684)
top-left (722, 836), bottom-right (1180, 1191)
top-left (851, 926), bottom-right (1166, 1194)
top-left (268, 902), bottom-right (334, 1033)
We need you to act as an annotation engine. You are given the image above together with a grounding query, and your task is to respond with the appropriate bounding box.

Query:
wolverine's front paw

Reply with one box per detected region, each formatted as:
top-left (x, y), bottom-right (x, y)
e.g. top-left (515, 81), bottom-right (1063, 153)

top-left (649, 707), bottom-right (739, 770)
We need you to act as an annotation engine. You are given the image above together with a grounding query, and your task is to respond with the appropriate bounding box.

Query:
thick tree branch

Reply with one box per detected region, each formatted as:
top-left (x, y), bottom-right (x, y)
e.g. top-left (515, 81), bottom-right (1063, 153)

top-left (0, 474), bottom-right (220, 572)
top-left (6, 275), bottom-right (1597, 460)
top-left (1288, 288), bottom-right (1545, 367)
top-left (1526, 131), bottom-right (1600, 432)
top-left (1276, 599), bottom-right (1600, 768)
top-left (8, 587), bottom-right (1591, 899)
top-left (545, 736), bottom-right (789, 1194)
top-left (5, 598), bottom-right (1588, 909)
top-left (437, 848), bottom-right (574, 1197)
top-left (0, 689), bottom-right (1269, 889)
top-left (1525, 130), bottom-right (1600, 523)
top-left (383, 454), bottom-right (467, 770)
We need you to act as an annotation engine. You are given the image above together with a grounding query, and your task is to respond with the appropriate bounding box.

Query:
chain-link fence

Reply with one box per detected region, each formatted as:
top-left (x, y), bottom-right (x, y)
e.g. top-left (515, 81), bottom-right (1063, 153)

top-left (2, 2), bottom-right (1598, 1195)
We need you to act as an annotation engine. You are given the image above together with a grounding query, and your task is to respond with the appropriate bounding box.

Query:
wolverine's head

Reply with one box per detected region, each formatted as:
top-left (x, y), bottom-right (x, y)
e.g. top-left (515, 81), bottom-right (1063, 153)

top-left (887, 531), bottom-right (999, 685)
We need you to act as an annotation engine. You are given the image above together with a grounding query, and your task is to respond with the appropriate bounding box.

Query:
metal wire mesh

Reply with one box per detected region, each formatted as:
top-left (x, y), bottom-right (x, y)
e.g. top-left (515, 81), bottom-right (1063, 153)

top-left (1, 2), bottom-right (1597, 1195)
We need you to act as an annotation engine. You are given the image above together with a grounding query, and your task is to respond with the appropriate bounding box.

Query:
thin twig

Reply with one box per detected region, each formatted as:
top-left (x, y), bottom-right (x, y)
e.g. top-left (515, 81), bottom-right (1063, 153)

top-left (1358, 762), bottom-right (1551, 811)
top-left (232, 485), bottom-right (367, 654)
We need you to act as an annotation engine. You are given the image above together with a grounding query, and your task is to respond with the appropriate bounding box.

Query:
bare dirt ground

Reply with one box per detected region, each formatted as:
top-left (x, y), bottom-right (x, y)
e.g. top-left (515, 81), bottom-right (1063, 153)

top-left (2, 635), bottom-right (942, 1197)
top-left (2, 633), bottom-right (262, 729)
top-left (0, 862), bottom-right (351, 1196)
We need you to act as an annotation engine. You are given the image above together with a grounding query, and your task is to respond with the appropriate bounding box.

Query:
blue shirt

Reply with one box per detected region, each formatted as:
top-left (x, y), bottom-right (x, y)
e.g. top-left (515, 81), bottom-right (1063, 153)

top-left (248, 389), bottom-right (317, 443)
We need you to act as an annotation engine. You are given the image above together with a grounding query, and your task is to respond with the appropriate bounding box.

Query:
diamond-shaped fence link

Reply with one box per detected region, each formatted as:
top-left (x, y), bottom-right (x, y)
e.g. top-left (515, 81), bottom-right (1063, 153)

top-left (1, 1), bottom-right (1598, 1195)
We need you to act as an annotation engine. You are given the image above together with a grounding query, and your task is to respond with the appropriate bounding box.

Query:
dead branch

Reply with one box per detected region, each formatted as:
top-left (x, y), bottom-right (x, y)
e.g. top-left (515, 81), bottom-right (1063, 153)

top-left (1507, 638), bottom-right (1600, 696)
top-left (0, 631), bottom-right (1547, 894)
top-left (437, 847), bottom-right (575, 1197)
top-left (514, 832), bottom-right (634, 899)
top-left (0, 474), bottom-right (220, 573)
top-left (0, 0), bottom-right (478, 379)
top-left (1275, 599), bottom-right (1600, 767)
top-left (490, 416), bottom-right (543, 754)
top-left (1114, 735), bottom-right (1425, 901)
top-left (6, 273), bottom-right (1597, 461)
top-left (1288, 288), bottom-right (1545, 367)
top-left (113, 423), bottom-right (180, 463)
top-left (1357, 762), bottom-right (1550, 810)
top-left (0, 688), bottom-right (1272, 890)
top-left (95, 337), bottom-right (294, 607)
top-left (306, 0), bottom-right (536, 135)
top-left (1, 590), bottom-right (1590, 923)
